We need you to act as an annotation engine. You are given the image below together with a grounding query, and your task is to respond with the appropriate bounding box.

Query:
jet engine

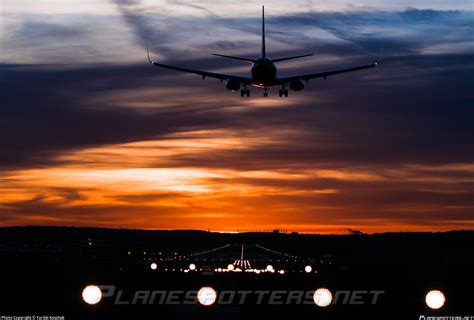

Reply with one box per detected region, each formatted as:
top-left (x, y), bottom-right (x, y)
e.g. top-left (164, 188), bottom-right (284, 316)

top-left (289, 79), bottom-right (305, 91)
top-left (225, 79), bottom-right (241, 91)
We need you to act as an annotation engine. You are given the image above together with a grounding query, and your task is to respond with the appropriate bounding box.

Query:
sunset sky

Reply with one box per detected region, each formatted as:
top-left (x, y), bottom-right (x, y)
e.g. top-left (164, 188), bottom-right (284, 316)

top-left (1, 0), bottom-right (473, 233)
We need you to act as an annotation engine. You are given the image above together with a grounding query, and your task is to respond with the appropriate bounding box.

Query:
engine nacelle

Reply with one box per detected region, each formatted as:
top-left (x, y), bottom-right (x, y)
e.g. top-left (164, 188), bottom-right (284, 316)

top-left (225, 79), bottom-right (240, 91)
top-left (289, 79), bottom-right (305, 91)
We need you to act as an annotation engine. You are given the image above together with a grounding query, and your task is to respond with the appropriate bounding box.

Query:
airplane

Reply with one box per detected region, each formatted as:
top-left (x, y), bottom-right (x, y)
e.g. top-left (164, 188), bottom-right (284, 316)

top-left (147, 6), bottom-right (379, 97)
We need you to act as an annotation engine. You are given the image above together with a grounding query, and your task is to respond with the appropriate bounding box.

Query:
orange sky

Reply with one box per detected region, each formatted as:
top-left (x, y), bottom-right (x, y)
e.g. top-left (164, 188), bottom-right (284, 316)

top-left (1, 129), bottom-right (473, 233)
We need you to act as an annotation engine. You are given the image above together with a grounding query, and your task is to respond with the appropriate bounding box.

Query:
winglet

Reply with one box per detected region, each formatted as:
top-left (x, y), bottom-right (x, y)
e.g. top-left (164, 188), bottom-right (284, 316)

top-left (261, 5), bottom-right (266, 57)
top-left (375, 48), bottom-right (383, 66)
top-left (146, 44), bottom-right (153, 64)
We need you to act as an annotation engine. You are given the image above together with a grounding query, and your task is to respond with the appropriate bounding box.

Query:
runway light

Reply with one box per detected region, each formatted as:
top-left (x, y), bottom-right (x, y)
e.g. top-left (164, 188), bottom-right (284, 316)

top-left (150, 262), bottom-right (157, 270)
top-left (82, 285), bottom-right (102, 305)
top-left (313, 288), bottom-right (333, 307)
top-left (279, 270), bottom-right (285, 274)
top-left (189, 263), bottom-right (196, 271)
top-left (227, 264), bottom-right (235, 271)
top-left (305, 265), bottom-right (312, 273)
top-left (266, 265), bottom-right (274, 272)
top-left (425, 290), bottom-right (445, 310)
top-left (197, 287), bottom-right (217, 306)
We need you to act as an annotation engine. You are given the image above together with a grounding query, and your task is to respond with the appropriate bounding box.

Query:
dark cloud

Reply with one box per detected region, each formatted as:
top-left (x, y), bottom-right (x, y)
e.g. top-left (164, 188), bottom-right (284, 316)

top-left (17, 21), bottom-right (86, 39)
top-left (0, 63), bottom-right (235, 168)
top-left (1, 51), bottom-right (473, 170)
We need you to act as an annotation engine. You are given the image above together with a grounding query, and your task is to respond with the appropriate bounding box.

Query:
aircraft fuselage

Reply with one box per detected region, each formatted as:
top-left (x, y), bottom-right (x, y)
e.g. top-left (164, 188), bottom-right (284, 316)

top-left (251, 57), bottom-right (277, 87)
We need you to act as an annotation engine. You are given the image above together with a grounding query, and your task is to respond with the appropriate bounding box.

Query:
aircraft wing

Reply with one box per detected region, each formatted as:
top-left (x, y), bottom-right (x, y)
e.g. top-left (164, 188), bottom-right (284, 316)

top-left (276, 62), bottom-right (378, 84)
top-left (147, 48), bottom-right (252, 85)
top-left (150, 60), bottom-right (252, 84)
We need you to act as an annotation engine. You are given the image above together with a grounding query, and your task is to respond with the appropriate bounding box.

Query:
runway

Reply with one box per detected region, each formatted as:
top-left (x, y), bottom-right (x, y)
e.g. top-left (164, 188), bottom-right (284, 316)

top-left (0, 227), bottom-right (472, 319)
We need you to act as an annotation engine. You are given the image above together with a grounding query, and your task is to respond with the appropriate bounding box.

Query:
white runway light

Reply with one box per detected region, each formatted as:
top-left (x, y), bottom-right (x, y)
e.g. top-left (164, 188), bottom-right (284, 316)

top-left (189, 263), bottom-right (196, 271)
top-left (425, 290), bottom-right (445, 309)
top-left (197, 286), bottom-right (217, 306)
top-left (227, 264), bottom-right (235, 271)
top-left (313, 288), bottom-right (333, 307)
top-left (266, 265), bottom-right (274, 272)
top-left (305, 265), bottom-right (312, 273)
top-left (82, 285), bottom-right (102, 305)
top-left (150, 262), bottom-right (157, 270)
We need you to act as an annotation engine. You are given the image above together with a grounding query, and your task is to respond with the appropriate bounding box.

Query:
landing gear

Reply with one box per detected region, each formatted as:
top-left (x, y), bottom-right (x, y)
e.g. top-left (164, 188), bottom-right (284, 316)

top-left (240, 86), bottom-right (250, 97)
top-left (263, 87), bottom-right (268, 97)
top-left (279, 86), bottom-right (289, 97)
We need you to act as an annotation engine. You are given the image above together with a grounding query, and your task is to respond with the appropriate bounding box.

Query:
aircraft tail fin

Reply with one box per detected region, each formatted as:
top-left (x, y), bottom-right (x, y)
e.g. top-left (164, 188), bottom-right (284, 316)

top-left (271, 53), bottom-right (314, 63)
top-left (261, 5), bottom-right (266, 57)
top-left (211, 53), bottom-right (255, 63)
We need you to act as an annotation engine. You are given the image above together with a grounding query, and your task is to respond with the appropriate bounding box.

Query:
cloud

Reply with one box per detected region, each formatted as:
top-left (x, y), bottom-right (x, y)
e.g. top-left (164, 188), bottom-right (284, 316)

top-left (1, 50), bottom-right (473, 171)
top-left (0, 3), bottom-right (473, 232)
top-left (5, 4), bottom-right (471, 63)
top-left (108, 4), bottom-right (473, 59)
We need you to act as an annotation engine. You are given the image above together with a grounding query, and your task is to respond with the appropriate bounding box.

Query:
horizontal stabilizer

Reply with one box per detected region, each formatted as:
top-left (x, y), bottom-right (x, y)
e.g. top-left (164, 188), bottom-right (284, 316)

top-left (212, 53), bottom-right (255, 63)
top-left (271, 53), bottom-right (314, 63)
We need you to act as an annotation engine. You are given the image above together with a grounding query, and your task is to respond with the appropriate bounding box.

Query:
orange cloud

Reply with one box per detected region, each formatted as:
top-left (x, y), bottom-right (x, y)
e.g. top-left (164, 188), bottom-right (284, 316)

top-left (1, 128), bottom-right (473, 233)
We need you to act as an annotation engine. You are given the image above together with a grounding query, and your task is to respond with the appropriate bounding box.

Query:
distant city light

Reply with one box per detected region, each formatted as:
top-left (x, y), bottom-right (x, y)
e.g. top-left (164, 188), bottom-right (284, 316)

top-left (189, 263), bottom-right (196, 271)
top-left (227, 264), bottom-right (235, 271)
top-left (197, 287), bottom-right (217, 306)
top-left (150, 262), bottom-right (157, 270)
top-left (266, 265), bottom-right (274, 272)
top-left (313, 288), bottom-right (333, 307)
top-left (82, 285), bottom-right (102, 305)
top-left (425, 290), bottom-right (445, 309)
top-left (305, 265), bottom-right (312, 273)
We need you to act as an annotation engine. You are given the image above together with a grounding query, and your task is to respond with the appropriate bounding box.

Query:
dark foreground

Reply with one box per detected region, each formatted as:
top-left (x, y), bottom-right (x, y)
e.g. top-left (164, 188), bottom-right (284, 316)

top-left (0, 227), bottom-right (473, 319)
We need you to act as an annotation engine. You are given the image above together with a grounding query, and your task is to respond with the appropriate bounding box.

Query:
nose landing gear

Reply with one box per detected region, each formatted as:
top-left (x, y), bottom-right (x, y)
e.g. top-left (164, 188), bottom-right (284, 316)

top-left (263, 87), bottom-right (269, 97)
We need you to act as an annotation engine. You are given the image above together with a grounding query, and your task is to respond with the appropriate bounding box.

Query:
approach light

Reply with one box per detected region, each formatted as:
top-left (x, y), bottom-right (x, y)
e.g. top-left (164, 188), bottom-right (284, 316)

top-left (313, 288), bottom-right (332, 307)
top-left (150, 262), bottom-right (157, 270)
top-left (197, 286), bottom-right (217, 306)
top-left (425, 290), bottom-right (445, 310)
top-left (228, 264), bottom-right (235, 271)
top-left (189, 263), bottom-right (196, 271)
top-left (82, 285), bottom-right (102, 305)
top-left (266, 265), bottom-right (274, 272)
top-left (305, 265), bottom-right (312, 273)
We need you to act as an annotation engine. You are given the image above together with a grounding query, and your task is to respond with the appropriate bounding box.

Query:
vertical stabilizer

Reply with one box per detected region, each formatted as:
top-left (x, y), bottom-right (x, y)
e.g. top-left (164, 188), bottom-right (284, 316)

top-left (261, 5), bottom-right (266, 57)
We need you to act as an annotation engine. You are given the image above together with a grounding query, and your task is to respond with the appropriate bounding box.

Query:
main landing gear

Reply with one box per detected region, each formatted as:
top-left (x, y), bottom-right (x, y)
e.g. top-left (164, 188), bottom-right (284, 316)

top-left (279, 86), bottom-right (289, 97)
top-left (240, 86), bottom-right (250, 97)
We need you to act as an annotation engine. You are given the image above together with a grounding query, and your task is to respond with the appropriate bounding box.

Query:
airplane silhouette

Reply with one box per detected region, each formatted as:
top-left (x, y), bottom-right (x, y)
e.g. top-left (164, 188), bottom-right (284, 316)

top-left (147, 6), bottom-right (379, 97)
